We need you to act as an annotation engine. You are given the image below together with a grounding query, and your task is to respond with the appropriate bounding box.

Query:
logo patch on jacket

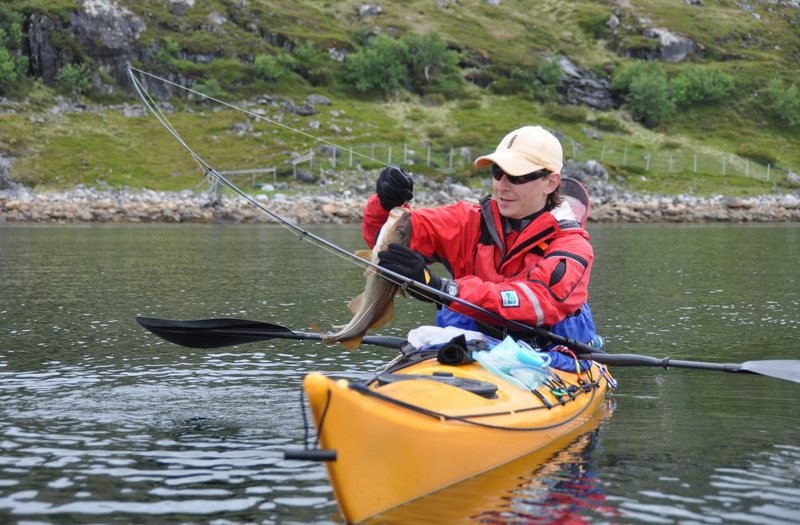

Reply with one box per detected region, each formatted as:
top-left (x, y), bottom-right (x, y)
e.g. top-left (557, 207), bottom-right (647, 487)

top-left (500, 290), bottom-right (520, 308)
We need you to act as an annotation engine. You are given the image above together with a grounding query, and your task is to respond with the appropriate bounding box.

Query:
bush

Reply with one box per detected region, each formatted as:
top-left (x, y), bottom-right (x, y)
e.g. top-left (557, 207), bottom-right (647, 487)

top-left (766, 78), bottom-right (800, 127)
top-left (543, 103), bottom-right (586, 123)
top-left (672, 66), bottom-right (734, 107)
top-left (592, 115), bottom-right (626, 133)
top-left (345, 31), bottom-right (461, 98)
top-left (537, 59), bottom-right (563, 87)
top-left (291, 42), bottom-right (332, 85)
top-left (612, 62), bottom-right (674, 127)
top-left (253, 54), bottom-right (283, 82)
top-left (735, 146), bottom-right (777, 166)
top-left (195, 78), bottom-right (222, 98)
top-left (55, 63), bottom-right (91, 95)
top-left (344, 34), bottom-right (408, 95)
top-left (401, 31), bottom-right (459, 95)
top-left (153, 37), bottom-right (180, 66)
top-left (0, 47), bottom-right (16, 89)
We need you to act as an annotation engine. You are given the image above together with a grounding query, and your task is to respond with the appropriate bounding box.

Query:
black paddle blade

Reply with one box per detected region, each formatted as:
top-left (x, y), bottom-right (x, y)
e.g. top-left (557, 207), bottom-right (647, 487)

top-left (740, 360), bottom-right (800, 384)
top-left (136, 316), bottom-right (306, 349)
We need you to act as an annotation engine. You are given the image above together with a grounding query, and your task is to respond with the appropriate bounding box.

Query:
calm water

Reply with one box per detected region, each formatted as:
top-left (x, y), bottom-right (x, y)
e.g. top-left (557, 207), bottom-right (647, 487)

top-left (1, 223), bottom-right (798, 524)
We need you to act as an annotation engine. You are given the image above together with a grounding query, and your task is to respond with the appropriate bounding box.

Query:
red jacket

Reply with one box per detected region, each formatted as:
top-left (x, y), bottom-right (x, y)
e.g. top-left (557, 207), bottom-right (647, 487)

top-left (362, 194), bottom-right (593, 330)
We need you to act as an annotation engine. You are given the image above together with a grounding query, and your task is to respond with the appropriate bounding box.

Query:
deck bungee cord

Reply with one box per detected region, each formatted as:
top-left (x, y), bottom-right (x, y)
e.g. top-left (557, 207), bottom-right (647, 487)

top-left (127, 67), bottom-right (606, 351)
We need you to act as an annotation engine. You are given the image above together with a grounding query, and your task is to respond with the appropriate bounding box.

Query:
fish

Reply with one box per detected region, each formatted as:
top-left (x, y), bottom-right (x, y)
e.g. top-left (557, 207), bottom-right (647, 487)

top-left (323, 207), bottom-right (412, 350)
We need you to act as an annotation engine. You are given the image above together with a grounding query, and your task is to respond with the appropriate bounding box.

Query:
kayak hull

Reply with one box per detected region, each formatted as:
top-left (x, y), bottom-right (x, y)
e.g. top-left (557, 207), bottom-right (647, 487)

top-left (303, 356), bottom-right (610, 523)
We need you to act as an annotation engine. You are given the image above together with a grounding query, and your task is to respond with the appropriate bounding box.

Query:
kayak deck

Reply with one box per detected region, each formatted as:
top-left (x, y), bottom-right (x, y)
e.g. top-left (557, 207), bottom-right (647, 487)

top-left (303, 349), bottom-right (611, 523)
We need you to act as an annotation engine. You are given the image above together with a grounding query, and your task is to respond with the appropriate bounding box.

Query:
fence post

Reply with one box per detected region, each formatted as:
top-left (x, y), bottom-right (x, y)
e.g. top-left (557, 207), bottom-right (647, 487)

top-left (693, 152), bottom-right (697, 173)
top-left (332, 148), bottom-right (336, 169)
top-left (371, 143), bottom-right (375, 160)
top-left (600, 145), bottom-right (606, 161)
top-left (668, 154), bottom-right (673, 173)
top-left (571, 140), bottom-right (577, 160)
top-left (645, 153), bottom-right (650, 171)
top-left (349, 148), bottom-right (353, 168)
top-left (767, 163), bottom-right (771, 181)
top-left (623, 148), bottom-right (627, 167)
top-left (404, 143), bottom-right (408, 164)
top-left (427, 145), bottom-right (431, 166)
top-left (449, 147), bottom-right (454, 171)
top-left (388, 145), bottom-right (392, 165)
top-left (746, 158), bottom-right (749, 178)
top-left (722, 157), bottom-right (726, 176)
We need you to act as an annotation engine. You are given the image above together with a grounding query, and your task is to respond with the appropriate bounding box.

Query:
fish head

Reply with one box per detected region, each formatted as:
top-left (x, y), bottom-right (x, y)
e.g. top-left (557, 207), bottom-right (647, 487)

top-left (375, 207), bottom-right (412, 251)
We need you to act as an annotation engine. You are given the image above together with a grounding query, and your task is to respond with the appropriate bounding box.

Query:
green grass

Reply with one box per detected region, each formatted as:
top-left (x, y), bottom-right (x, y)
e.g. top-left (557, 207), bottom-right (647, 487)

top-left (2, 0), bottom-right (799, 197)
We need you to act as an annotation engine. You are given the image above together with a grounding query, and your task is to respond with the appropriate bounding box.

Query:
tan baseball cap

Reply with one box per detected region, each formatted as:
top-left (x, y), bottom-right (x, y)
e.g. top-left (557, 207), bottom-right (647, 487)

top-left (475, 125), bottom-right (563, 175)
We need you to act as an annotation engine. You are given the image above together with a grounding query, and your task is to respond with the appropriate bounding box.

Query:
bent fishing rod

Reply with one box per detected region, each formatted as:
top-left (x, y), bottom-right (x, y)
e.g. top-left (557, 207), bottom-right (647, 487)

top-left (128, 67), bottom-right (597, 354)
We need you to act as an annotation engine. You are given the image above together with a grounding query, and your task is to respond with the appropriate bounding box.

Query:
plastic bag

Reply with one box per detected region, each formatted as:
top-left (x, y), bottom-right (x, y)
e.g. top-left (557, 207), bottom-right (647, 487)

top-left (472, 336), bottom-right (551, 391)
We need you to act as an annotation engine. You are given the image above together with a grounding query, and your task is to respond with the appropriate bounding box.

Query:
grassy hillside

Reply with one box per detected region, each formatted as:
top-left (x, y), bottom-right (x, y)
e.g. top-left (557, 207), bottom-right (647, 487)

top-left (1, 0), bottom-right (799, 196)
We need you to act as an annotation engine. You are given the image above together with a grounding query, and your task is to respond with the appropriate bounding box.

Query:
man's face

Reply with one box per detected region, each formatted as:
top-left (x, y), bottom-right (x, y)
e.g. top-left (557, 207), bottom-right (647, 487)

top-left (492, 170), bottom-right (561, 219)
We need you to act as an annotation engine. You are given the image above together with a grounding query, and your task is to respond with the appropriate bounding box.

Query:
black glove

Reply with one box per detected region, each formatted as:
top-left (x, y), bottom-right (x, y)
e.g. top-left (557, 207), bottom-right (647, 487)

top-left (378, 243), bottom-right (453, 304)
top-left (376, 165), bottom-right (414, 211)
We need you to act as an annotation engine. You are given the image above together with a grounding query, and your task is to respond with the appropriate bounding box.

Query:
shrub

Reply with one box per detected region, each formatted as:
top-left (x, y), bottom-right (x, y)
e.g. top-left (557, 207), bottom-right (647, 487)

top-left (291, 42), bottom-right (332, 85)
top-left (195, 78), bottom-right (222, 98)
top-left (401, 31), bottom-right (459, 95)
top-left (537, 59), bottom-right (563, 86)
top-left (543, 103), bottom-right (586, 123)
top-left (153, 37), bottom-right (180, 66)
top-left (55, 63), bottom-right (91, 95)
top-left (0, 47), bottom-right (16, 89)
top-left (766, 78), bottom-right (800, 127)
top-left (592, 115), bottom-right (626, 133)
top-left (344, 34), bottom-right (408, 95)
top-left (253, 54), bottom-right (283, 82)
top-left (345, 31), bottom-right (461, 98)
top-left (672, 66), bottom-right (734, 107)
top-left (576, 6), bottom-right (612, 39)
top-left (735, 146), bottom-right (777, 166)
top-left (612, 62), bottom-right (674, 127)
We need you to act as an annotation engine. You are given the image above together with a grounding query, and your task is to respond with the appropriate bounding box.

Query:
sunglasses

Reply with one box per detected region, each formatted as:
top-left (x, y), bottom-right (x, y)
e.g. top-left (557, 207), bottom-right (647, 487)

top-left (492, 164), bottom-right (552, 185)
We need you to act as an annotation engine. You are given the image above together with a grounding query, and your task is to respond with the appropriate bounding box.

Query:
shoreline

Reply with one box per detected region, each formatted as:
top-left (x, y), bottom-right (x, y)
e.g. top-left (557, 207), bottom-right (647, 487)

top-left (2, 185), bottom-right (800, 224)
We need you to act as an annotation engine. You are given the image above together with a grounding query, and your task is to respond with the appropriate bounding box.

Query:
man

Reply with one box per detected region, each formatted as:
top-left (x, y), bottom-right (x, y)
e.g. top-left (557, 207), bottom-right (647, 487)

top-left (362, 125), bottom-right (597, 349)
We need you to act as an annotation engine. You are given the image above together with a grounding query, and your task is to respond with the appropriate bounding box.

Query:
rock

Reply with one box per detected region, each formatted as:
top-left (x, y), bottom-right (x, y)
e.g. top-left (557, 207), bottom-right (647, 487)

top-left (357, 4), bottom-right (382, 17)
top-left (781, 194), bottom-right (800, 209)
top-left (721, 196), bottom-right (746, 209)
top-left (170, 0), bottom-right (195, 17)
top-left (642, 28), bottom-right (695, 62)
top-left (306, 94), bottom-right (331, 106)
top-left (788, 170), bottom-right (800, 184)
top-left (557, 56), bottom-right (617, 110)
top-left (449, 184), bottom-right (473, 200)
top-left (582, 128), bottom-right (601, 141)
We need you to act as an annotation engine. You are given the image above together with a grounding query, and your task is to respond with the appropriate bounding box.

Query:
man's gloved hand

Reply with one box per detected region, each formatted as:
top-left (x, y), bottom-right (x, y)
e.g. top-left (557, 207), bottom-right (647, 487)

top-left (376, 166), bottom-right (414, 211)
top-left (378, 243), bottom-right (454, 303)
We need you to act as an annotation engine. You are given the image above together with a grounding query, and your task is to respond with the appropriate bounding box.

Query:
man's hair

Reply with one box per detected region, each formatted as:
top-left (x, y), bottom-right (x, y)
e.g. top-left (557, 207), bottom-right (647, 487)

top-left (546, 184), bottom-right (563, 211)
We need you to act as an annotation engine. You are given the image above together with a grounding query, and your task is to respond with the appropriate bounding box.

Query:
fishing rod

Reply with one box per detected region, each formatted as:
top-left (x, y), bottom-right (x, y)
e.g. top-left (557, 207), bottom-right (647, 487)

top-left (127, 67), bottom-right (588, 349)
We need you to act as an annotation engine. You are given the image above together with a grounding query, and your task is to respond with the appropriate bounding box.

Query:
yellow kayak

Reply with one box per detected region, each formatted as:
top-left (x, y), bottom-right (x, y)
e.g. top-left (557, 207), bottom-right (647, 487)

top-left (303, 348), bottom-right (612, 523)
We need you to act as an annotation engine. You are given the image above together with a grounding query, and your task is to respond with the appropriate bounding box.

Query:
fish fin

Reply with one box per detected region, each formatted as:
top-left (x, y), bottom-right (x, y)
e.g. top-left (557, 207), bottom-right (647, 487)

top-left (340, 335), bottom-right (363, 351)
top-left (347, 293), bottom-right (365, 315)
top-left (309, 322), bottom-right (322, 334)
top-left (354, 249), bottom-right (372, 260)
top-left (396, 287), bottom-right (406, 298)
top-left (368, 299), bottom-right (394, 329)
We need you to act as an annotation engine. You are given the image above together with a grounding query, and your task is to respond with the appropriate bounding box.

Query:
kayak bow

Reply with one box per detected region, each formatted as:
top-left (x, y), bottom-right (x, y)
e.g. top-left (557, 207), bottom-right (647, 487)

top-left (300, 351), bottom-right (611, 523)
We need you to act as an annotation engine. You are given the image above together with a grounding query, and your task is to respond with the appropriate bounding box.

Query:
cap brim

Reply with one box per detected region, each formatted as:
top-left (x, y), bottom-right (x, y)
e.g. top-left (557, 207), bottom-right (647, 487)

top-left (474, 151), bottom-right (548, 176)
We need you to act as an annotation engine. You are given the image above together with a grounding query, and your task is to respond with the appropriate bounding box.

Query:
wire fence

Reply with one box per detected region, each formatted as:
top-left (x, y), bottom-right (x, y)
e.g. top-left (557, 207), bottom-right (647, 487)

top-left (220, 139), bottom-right (797, 189)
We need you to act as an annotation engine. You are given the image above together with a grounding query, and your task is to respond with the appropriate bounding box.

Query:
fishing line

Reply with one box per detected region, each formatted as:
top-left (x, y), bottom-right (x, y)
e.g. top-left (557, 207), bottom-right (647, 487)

top-left (129, 66), bottom-right (389, 169)
top-left (127, 67), bottom-right (550, 336)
